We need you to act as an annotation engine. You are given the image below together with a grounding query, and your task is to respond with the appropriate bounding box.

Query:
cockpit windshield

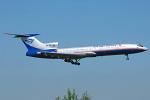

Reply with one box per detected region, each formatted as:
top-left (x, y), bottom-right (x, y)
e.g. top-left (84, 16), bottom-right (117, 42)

top-left (137, 44), bottom-right (143, 47)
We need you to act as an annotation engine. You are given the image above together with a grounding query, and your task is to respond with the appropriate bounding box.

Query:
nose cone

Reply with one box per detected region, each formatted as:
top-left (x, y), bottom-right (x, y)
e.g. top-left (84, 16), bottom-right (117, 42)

top-left (143, 47), bottom-right (148, 51)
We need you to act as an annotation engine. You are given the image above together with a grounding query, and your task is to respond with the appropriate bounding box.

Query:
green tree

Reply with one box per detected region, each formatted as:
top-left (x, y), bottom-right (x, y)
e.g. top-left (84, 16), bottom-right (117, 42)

top-left (68, 88), bottom-right (72, 100)
top-left (81, 91), bottom-right (91, 100)
top-left (63, 95), bottom-right (67, 100)
top-left (55, 89), bottom-right (91, 100)
top-left (75, 95), bottom-right (78, 100)
top-left (55, 96), bottom-right (60, 100)
top-left (72, 89), bottom-right (77, 100)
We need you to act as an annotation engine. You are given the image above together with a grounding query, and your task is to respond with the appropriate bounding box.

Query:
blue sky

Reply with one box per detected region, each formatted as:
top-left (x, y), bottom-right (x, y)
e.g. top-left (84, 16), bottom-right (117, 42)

top-left (0, 0), bottom-right (150, 100)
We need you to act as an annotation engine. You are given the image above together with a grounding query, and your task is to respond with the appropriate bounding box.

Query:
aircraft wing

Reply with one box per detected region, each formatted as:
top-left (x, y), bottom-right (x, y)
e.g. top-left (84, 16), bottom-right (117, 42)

top-left (40, 51), bottom-right (96, 59)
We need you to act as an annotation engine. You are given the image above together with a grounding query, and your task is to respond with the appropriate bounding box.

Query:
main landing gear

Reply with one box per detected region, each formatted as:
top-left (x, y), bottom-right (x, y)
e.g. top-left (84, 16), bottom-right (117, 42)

top-left (125, 54), bottom-right (129, 60)
top-left (64, 59), bottom-right (80, 65)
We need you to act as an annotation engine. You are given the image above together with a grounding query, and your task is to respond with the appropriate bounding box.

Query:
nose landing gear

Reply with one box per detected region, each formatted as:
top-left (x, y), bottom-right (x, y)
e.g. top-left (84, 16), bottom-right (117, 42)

top-left (125, 54), bottom-right (129, 60)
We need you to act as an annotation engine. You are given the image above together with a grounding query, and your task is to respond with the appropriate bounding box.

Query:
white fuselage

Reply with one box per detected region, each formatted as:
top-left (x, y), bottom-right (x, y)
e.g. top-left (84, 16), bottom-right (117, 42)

top-left (56, 44), bottom-right (147, 56)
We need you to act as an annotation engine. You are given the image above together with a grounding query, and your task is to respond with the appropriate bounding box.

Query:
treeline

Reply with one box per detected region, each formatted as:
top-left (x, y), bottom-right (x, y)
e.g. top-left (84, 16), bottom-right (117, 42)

top-left (55, 88), bottom-right (92, 100)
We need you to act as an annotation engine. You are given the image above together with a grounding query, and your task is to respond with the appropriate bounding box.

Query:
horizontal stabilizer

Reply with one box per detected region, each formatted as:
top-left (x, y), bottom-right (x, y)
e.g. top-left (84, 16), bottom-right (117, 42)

top-left (4, 33), bottom-right (40, 38)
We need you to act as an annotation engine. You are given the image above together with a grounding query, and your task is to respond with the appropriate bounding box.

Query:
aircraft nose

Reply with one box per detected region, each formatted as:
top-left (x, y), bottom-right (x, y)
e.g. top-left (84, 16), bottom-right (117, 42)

top-left (143, 47), bottom-right (148, 51)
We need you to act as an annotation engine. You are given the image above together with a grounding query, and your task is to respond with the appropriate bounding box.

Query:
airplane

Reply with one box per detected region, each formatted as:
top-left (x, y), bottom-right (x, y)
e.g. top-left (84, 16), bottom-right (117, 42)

top-left (4, 33), bottom-right (148, 65)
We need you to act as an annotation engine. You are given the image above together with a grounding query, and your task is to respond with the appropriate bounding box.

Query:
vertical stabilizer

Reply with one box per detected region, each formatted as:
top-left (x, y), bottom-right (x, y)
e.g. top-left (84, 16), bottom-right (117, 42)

top-left (21, 36), bottom-right (45, 50)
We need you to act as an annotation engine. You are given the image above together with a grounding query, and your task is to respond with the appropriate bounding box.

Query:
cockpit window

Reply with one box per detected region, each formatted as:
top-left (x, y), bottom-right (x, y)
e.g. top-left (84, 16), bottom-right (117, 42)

top-left (137, 44), bottom-right (143, 47)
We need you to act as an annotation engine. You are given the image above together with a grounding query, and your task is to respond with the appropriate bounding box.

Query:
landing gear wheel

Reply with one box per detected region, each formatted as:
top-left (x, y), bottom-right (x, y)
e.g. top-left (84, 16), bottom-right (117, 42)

top-left (74, 59), bottom-right (81, 65)
top-left (77, 63), bottom-right (80, 65)
top-left (126, 57), bottom-right (129, 60)
top-left (75, 63), bottom-right (80, 65)
top-left (71, 61), bottom-right (75, 64)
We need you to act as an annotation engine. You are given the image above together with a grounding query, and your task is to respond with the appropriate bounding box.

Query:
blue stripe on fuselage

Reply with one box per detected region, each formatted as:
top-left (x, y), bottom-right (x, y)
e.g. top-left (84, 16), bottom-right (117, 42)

top-left (95, 49), bottom-right (145, 56)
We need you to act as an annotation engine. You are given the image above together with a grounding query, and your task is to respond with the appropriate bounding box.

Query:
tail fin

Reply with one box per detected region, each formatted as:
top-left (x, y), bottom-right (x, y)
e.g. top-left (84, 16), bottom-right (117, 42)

top-left (4, 33), bottom-right (45, 50)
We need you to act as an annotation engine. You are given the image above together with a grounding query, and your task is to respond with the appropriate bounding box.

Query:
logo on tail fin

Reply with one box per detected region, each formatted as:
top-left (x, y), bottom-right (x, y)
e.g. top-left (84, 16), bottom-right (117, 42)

top-left (25, 39), bottom-right (34, 44)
